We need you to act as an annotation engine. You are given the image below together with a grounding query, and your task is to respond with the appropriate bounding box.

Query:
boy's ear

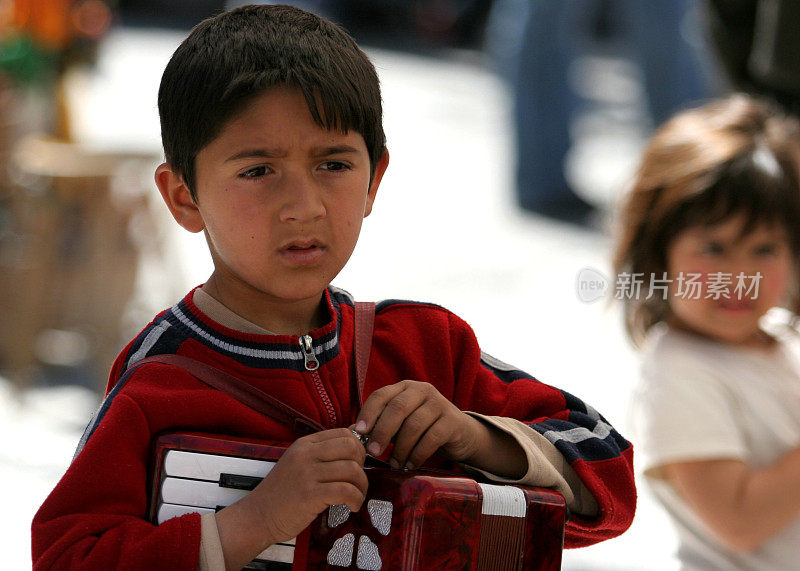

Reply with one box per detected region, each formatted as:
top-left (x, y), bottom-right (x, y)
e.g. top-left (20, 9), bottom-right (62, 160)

top-left (154, 163), bottom-right (205, 233)
top-left (364, 150), bottom-right (389, 217)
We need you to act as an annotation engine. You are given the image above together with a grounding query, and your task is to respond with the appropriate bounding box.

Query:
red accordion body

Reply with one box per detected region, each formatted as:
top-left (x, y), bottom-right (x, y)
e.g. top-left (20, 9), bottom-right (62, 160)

top-left (150, 433), bottom-right (567, 571)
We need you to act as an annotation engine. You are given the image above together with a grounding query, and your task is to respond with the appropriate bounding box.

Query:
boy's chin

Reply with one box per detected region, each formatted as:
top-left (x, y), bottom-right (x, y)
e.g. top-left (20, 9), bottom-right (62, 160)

top-left (275, 276), bottom-right (340, 301)
top-left (262, 284), bottom-right (330, 302)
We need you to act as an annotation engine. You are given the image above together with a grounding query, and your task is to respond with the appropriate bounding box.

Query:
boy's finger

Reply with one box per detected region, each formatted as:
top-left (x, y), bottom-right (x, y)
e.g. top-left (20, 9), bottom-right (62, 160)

top-left (389, 403), bottom-right (441, 467)
top-left (319, 482), bottom-right (368, 514)
top-left (315, 435), bottom-right (367, 464)
top-left (404, 417), bottom-right (451, 470)
top-left (364, 387), bottom-right (428, 456)
top-left (354, 382), bottom-right (407, 434)
top-left (315, 459), bottom-right (369, 494)
top-left (310, 427), bottom-right (362, 442)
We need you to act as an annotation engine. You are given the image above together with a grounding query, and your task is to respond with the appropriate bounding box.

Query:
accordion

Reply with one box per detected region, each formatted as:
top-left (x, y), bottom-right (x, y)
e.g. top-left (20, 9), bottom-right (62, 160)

top-left (149, 432), bottom-right (567, 570)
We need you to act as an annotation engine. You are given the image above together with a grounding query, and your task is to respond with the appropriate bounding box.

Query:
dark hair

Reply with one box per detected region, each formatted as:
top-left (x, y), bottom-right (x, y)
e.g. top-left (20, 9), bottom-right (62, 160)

top-left (613, 94), bottom-right (800, 344)
top-left (158, 4), bottom-right (386, 199)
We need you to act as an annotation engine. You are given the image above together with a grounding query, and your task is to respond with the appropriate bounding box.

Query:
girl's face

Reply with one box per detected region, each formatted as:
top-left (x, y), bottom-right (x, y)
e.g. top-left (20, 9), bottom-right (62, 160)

top-left (666, 214), bottom-right (793, 347)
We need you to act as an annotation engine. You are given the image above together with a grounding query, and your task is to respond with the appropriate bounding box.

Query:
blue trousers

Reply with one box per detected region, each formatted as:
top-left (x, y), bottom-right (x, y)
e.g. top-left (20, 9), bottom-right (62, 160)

top-left (486, 0), bottom-right (712, 210)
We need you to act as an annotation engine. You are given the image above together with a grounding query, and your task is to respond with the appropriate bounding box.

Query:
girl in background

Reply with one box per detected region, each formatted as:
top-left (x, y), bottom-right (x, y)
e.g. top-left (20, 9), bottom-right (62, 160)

top-left (615, 94), bottom-right (800, 569)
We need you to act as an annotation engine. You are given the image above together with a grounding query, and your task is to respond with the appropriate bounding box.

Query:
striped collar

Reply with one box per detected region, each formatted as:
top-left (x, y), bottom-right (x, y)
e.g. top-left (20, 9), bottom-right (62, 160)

top-left (126, 286), bottom-right (355, 371)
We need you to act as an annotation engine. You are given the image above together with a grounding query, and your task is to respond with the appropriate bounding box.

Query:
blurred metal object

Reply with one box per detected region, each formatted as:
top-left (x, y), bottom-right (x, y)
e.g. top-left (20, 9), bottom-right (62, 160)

top-left (351, 428), bottom-right (370, 448)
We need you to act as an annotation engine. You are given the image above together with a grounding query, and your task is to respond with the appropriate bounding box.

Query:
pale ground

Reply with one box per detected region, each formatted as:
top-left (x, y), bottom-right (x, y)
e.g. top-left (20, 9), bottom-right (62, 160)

top-left (2, 28), bottom-right (679, 569)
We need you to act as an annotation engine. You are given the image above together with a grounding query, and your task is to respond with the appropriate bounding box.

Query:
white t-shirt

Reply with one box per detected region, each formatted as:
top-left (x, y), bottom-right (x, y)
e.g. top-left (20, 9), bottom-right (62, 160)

top-left (631, 322), bottom-right (800, 570)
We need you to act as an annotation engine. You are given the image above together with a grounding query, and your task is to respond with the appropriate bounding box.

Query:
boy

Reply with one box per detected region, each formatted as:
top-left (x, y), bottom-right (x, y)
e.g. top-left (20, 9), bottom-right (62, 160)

top-left (32, 5), bottom-right (635, 570)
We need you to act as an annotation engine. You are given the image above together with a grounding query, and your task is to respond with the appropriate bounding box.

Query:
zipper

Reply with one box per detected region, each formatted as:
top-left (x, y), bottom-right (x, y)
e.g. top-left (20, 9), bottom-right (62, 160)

top-left (300, 335), bottom-right (337, 427)
top-left (300, 335), bottom-right (319, 371)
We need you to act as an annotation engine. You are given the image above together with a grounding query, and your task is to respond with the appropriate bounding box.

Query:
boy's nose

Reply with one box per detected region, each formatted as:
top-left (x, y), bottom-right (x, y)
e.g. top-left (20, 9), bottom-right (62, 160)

top-left (278, 174), bottom-right (327, 223)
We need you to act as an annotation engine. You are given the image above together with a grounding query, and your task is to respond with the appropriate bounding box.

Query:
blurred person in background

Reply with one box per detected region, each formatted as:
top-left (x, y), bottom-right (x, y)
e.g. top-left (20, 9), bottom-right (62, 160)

top-left (115, 0), bottom-right (225, 29)
top-left (223, 0), bottom-right (494, 51)
top-left (705, 0), bottom-right (800, 116)
top-left (485, 0), bottom-right (713, 225)
top-left (616, 95), bottom-right (800, 569)
top-left (0, 0), bottom-right (125, 392)
top-left (0, 0), bottom-right (113, 138)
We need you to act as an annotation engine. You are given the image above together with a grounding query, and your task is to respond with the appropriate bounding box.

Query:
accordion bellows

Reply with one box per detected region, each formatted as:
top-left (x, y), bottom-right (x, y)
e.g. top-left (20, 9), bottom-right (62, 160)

top-left (150, 433), bottom-right (567, 570)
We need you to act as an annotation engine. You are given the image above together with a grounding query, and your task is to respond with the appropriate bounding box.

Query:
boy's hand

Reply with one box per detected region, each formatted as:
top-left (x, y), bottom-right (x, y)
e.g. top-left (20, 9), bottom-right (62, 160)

top-left (257, 428), bottom-right (368, 541)
top-left (216, 428), bottom-right (367, 569)
top-left (353, 380), bottom-right (485, 470)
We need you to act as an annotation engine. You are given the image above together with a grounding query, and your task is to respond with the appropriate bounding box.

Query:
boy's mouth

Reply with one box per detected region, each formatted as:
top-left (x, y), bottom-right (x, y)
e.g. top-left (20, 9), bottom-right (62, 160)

top-left (279, 238), bottom-right (325, 265)
top-left (282, 239), bottom-right (321, 251)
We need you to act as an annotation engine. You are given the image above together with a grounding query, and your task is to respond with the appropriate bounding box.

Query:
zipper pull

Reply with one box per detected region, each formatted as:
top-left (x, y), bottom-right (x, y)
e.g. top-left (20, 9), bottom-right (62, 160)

top-left (300, 335), bottom-right (319, 371)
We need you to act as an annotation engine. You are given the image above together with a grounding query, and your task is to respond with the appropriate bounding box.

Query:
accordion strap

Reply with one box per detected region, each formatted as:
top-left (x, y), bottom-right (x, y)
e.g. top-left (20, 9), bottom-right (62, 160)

top-left (353, 301), bottom-right (375, 406)
top-left (124, 300), bottom-right (376, 435)
top-left (127, 353), bottom-right (325, 435)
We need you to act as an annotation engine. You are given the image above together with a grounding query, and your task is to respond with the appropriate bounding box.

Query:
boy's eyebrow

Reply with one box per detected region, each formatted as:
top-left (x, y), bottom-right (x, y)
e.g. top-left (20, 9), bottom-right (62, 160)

top-left (225, 148), bottom-right (286, 162)
top-left (224, 145), bottom-right (360, 162)
top-left (311, 145), bottom-right (360, 156)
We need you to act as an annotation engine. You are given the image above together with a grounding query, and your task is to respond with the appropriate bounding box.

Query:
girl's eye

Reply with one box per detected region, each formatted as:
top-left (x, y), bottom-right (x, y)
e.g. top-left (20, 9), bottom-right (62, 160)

top-left (753, 243), bottom-right (778, 256)
top-left (240, 166), bottom-right (269, 179)
top-left (320, 161), bottom-right (350, 172)
top-left (701, 242), bottom-right (724, 256)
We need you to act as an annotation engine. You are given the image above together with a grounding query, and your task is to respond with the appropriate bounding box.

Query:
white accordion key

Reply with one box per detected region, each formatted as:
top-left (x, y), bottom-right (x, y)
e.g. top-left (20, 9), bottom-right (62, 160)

top-left (258, 542), bottom-right (294, 564)
top-left (164, 450), bottom-right (276, 481)
top-left (157, 449), bottom-right (297, 566)
top-left (157, 503), bottom-right (216, 524)
top-left (160, 477), bottom-right (249, 509)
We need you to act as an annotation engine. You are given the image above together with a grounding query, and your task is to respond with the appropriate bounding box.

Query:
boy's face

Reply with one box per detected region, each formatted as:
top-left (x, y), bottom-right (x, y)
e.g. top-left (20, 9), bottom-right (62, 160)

top-left (160, 87), bottom-right (388, 324)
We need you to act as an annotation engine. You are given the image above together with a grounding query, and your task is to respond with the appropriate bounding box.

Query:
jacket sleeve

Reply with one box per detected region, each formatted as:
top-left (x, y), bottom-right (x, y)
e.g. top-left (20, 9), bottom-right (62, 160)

top-left (461, 413), bottom-right (599, 517)
top-left (31, 391), bottom-right (201, 570)
top-left (445, 311), bottom-right (636, 549)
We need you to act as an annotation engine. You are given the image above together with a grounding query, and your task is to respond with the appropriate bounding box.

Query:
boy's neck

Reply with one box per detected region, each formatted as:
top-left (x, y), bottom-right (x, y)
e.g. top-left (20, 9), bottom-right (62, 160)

top-left (201, 276), bottom-right (327, 336)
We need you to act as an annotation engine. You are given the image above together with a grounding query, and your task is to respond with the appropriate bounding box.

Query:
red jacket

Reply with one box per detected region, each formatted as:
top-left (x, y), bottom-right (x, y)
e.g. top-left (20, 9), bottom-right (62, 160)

top-left (32, 287), bottom-right (635, 569)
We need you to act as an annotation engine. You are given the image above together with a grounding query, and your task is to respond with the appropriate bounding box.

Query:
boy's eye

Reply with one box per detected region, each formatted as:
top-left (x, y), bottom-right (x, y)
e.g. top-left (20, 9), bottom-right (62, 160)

top-left (320, 161), bottom-right (350, 172)
top-left (240, 166), bottom-right (269, 178)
